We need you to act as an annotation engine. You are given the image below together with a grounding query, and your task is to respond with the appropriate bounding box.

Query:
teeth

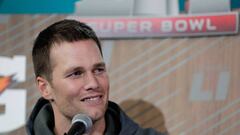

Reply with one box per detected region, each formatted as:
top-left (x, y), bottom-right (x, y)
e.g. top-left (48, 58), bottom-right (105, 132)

top-left (84, 96), bottom-right (100, 101)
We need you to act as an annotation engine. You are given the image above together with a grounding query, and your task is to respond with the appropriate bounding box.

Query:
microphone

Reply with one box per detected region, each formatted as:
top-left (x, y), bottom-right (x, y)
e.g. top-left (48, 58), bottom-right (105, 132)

top-left (67, 114), bottom-right (93, 135)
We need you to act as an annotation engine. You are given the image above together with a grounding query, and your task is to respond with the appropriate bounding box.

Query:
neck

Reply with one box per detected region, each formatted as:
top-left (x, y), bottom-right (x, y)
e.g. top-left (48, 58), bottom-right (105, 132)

top-left (53, 113), bottom-right (71, 135)
top-left (51, 103), bottom-right (71, 135)
top-left (54, 118), bottom-right (106, 135)
top-left (89, 117), bottom-right (106, 135)
top-left (52, 109), bottom-right (106, 135)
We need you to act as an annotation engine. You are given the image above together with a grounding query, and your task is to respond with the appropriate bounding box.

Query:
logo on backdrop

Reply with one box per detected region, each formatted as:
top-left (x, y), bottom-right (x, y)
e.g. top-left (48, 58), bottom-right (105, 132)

top-left (0, 0), bottom-right (78, 13)
top-left (69, 12), bottom-right (239, 39)
top-left (0, 56), bottom-right (26, 133)
top-left (189, 68), bottom-right (230, 101)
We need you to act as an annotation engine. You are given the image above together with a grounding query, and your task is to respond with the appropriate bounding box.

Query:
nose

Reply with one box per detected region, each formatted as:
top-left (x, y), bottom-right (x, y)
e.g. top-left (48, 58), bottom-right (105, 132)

top-left (84, 72), bottom-right (99, 90)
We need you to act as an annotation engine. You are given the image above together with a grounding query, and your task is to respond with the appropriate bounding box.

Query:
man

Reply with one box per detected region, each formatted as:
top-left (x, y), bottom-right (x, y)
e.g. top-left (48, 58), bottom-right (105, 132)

top-left (26, 19), bottom-right (166, 135)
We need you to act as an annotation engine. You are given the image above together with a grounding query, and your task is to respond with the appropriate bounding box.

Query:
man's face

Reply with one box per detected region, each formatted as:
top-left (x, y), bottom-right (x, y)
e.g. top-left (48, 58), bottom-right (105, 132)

top-left (48, 40), bottom-right (109, 122)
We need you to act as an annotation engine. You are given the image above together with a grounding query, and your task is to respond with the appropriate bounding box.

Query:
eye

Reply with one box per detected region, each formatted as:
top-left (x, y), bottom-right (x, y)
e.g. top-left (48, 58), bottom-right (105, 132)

top-left (93, 67), bottom-right (106, 75)
top-left (66, 70), bottom-right (84, 78)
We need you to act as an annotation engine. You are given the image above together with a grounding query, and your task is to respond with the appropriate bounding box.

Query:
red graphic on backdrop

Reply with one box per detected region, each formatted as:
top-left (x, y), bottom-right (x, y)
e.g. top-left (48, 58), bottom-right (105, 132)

top-left (69, 12), bottom-right (238, 38)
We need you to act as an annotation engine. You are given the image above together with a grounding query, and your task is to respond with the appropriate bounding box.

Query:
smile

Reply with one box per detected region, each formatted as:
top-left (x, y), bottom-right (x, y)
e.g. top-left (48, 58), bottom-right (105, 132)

top-left (81, 95), bottom-right (103, 102)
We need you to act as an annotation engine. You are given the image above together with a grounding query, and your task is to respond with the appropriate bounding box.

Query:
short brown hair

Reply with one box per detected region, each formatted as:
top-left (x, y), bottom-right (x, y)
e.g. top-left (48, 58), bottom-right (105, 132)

top-left (32, 19), bottom-right (102, 81)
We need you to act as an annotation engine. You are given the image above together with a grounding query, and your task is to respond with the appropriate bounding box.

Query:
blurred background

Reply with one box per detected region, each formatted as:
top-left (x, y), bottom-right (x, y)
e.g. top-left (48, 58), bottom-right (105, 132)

top-left (0, 0), bottom-right (240, 134)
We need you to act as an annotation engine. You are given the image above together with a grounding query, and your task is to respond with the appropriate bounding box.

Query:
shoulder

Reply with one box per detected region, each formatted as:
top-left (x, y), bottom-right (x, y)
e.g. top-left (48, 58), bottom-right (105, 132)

top-left (107, 101), bottom-right (168, 135)
top-left (135, 127), bottom-right (168, 135)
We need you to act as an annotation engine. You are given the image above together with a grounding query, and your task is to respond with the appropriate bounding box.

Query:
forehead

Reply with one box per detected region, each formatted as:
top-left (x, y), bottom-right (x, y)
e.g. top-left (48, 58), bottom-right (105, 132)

top-left (50, 40), bottom-right (103, 68)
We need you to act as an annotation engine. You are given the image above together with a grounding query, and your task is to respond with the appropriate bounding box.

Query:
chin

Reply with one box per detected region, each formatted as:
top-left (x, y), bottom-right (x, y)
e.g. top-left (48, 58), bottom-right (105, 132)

top-left (88, 111), bottom-right (105, 122)
top-left (79, 100), bottom-right (108, 121)
top-left (89, 105), bottom-right (107, 121)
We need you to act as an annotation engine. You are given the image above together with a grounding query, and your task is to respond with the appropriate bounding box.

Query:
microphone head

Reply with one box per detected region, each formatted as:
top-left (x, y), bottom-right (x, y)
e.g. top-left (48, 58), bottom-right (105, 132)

top-left (72, 114), bottom-right (93, 133)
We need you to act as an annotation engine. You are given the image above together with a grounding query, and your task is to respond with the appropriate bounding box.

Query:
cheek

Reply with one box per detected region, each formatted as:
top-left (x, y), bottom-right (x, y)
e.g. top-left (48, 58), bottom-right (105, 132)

top-left (54, 80), bottom-right (82, 97)
top-left (99, 75), bottom-right (110, 91)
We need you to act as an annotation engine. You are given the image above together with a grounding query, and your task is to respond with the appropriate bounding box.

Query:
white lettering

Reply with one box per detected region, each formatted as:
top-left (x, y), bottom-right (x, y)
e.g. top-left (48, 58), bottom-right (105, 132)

top-left (99, 21), bottom-right (112, 33)
top-left (161, 20), bottom-right (172, 32)
top-left (140, 21), bottom-right (152, 32)
top-left (127, 21), bottom-right (137, 33)
top-left (189, 71), bottom-right (230, 101)
top-left (216, 71), bottom-right (229, 100)
top-left (0, 55), bottom-right (27, 133)
top-left (0, 90), bottom-right (26, 133)
top-left (114, 21), bottom-right (125, 32)
top-left (0, 56), bottom-right (26, 82)
top-left (175, 20), bottom-right (188, 32)
top-left (206, 18), bottom-right (217, 31)
top-left (189, 19), bottom-right (204, 31)
top-left (189, 72), bottom-right (212, 101)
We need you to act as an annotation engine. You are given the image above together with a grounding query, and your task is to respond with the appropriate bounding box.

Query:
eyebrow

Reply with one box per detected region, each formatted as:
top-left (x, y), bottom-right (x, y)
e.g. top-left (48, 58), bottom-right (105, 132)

top-left (64, 62), bottom-right (106, 75)
top-left (93, 62), bottom-right (106, 68)
top-left (64, 66), bottom-right (84, 77)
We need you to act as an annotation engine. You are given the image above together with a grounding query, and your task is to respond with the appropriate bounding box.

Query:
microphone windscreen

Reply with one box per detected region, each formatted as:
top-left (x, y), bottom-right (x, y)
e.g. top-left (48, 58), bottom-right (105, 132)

top-left (72, 114), bottom-right (93, 133)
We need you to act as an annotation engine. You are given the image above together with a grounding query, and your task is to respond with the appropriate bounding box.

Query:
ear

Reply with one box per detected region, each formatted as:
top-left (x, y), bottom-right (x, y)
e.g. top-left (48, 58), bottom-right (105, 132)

top-left (36, 76), bottom-right (54, 100)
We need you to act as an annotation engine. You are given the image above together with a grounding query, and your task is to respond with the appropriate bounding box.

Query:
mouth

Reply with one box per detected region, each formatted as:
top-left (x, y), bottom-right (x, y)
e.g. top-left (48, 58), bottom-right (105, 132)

top-left (81, 95), bottom-right (103, 102)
